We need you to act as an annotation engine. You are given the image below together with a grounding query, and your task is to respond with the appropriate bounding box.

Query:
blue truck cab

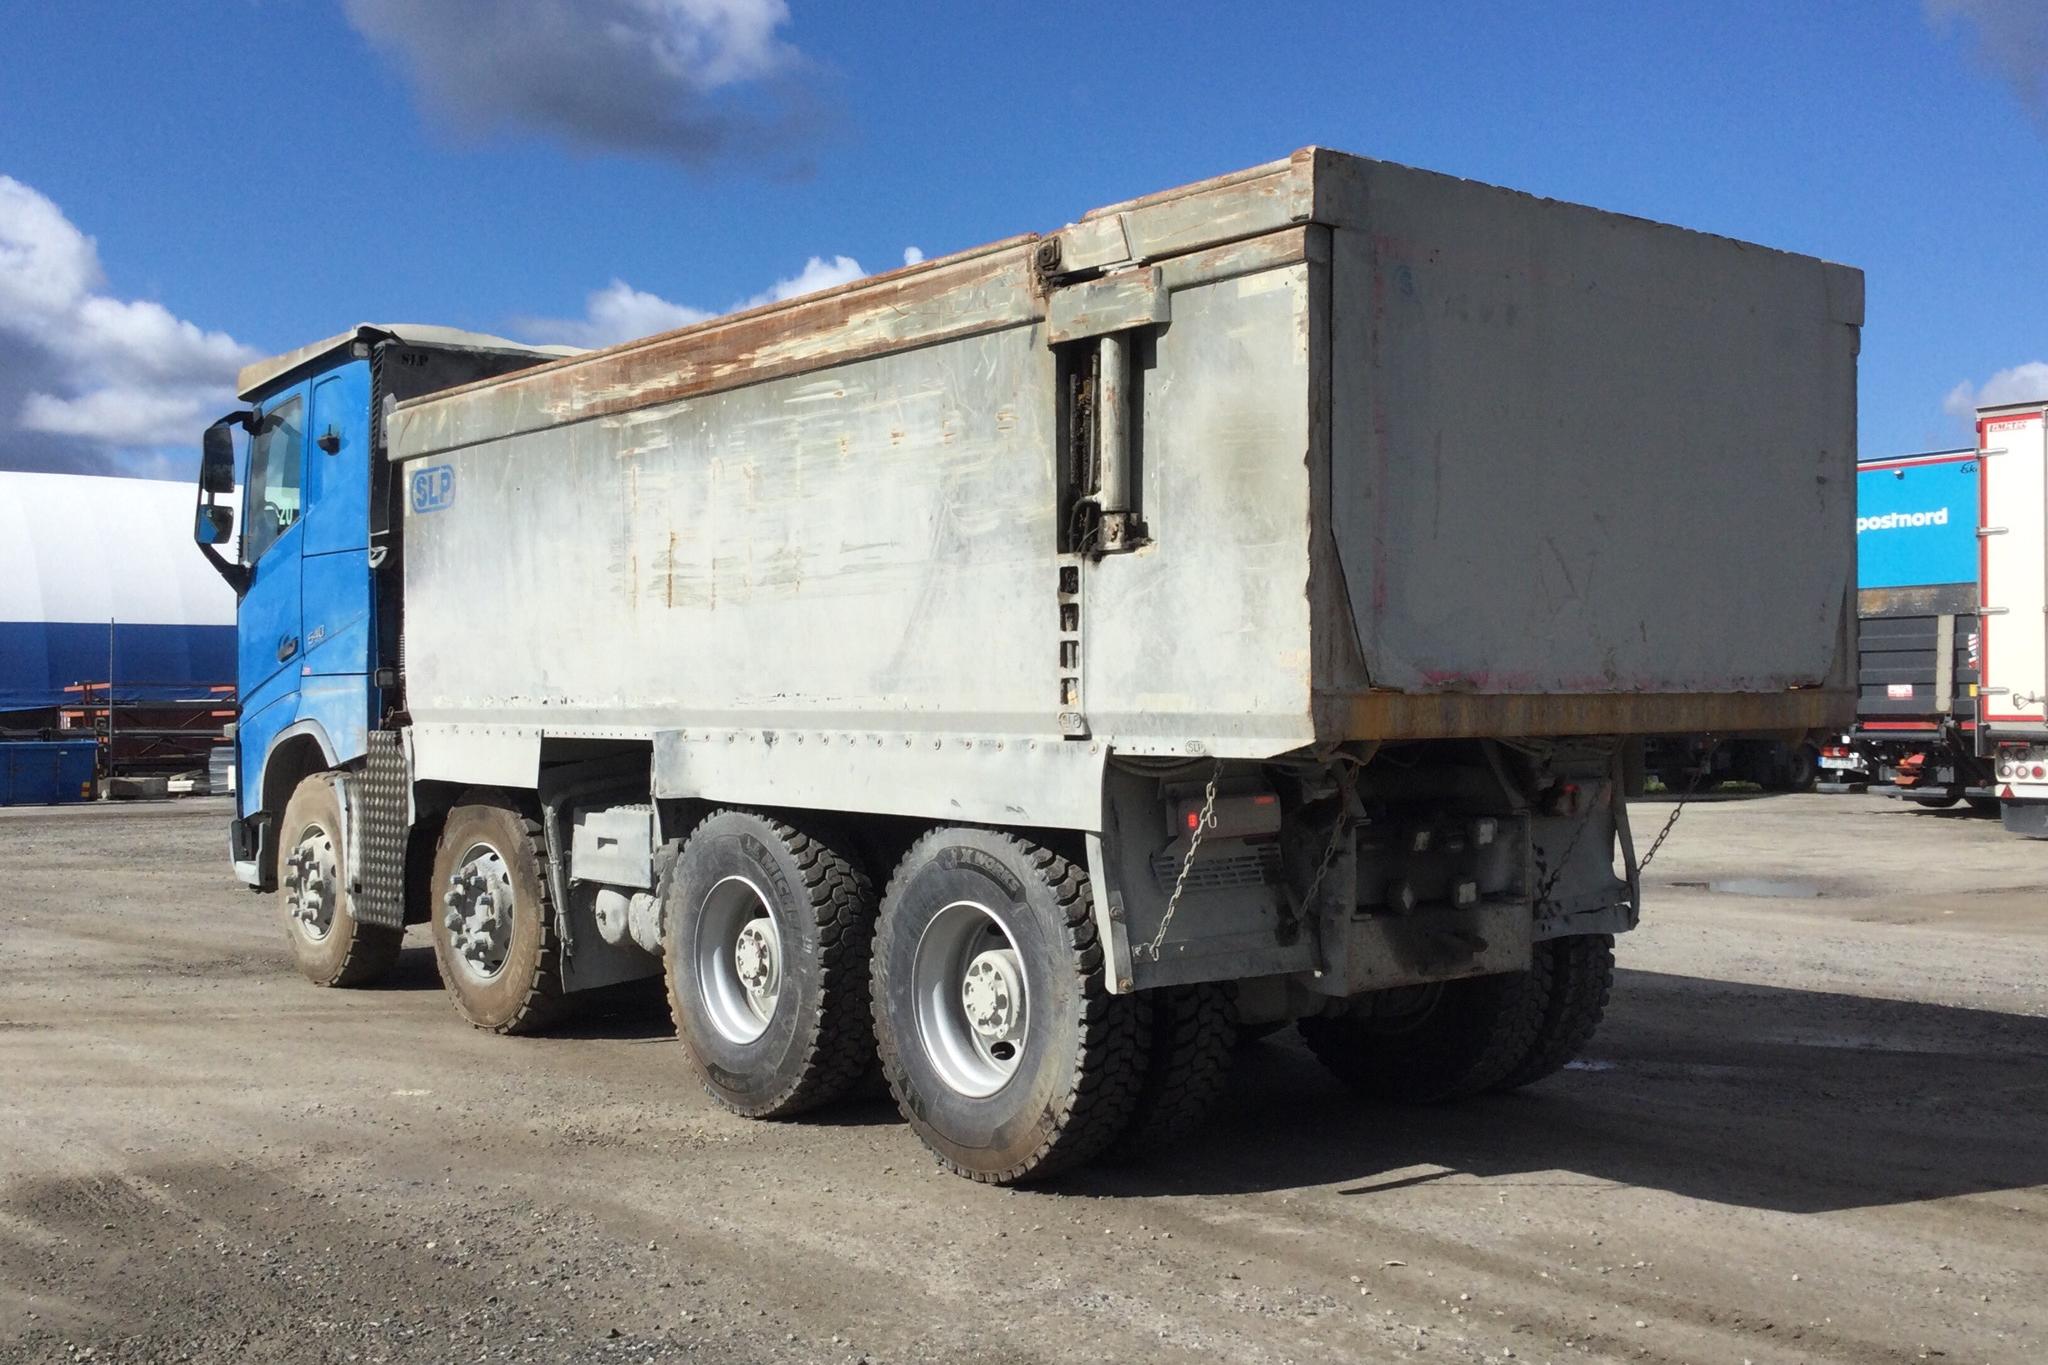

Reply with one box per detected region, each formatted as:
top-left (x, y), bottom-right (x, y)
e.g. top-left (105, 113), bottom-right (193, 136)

top-left (192, 325), bottom-right (571, 889)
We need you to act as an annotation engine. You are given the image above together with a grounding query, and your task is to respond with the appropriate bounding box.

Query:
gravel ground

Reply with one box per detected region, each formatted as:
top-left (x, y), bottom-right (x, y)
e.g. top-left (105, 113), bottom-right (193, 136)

top-left (1, 792), bottom-right (2042, 1364)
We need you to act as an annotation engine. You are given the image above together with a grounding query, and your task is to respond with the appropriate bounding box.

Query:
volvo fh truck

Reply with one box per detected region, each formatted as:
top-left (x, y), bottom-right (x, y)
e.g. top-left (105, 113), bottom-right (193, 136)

top-left (193, 150), bottom-right (1859, 1182)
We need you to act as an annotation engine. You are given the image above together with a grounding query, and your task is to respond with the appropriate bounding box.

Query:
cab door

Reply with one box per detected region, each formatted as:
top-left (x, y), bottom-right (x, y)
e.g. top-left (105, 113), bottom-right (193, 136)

top-left (234, 387), bottom-right (307, 820)
top-left (300, 362), bottom-right (374, 676)
top-left (236, 387), bottom-right (307, 713)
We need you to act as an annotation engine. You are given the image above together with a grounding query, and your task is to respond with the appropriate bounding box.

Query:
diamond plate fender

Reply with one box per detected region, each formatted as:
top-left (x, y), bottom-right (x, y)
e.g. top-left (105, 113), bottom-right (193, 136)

top-left (345, 730), bottom-right (411, 930)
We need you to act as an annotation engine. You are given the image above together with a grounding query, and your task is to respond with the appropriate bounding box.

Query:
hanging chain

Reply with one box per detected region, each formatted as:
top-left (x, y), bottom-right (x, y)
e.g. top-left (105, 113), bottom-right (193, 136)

top-left (1139, 762), bottom-right (1221, 962)
top-left (1533, 811), bottom-right (1592, 908)
top-left (1637, 738), bottom-right (1722, 872)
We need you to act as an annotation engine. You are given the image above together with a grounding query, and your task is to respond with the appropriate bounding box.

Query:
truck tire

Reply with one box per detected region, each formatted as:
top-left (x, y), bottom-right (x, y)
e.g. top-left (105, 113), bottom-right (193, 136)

top-left (428, 792), bottom-right (569, 1035)
top-left (1108, 982), bottom-right (1238, 1162)
top-left (277, 772), bottom-right (402, 987)
top-left (872, 829), bottom-right (1147, 1184)
top-left (1490, 934), bottom-right (1614, 1091)
top-left (1297, 953), bottom-right (1555, 1105)
top-left (1769, 745), bottom-right (1818, 793)
top-left (664, 810), bottom-right (878, 1118)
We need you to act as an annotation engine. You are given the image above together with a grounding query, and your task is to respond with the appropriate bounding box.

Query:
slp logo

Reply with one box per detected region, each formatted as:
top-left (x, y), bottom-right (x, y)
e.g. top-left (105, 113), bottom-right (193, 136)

top-left (411, 465), bottom-right (455, 514)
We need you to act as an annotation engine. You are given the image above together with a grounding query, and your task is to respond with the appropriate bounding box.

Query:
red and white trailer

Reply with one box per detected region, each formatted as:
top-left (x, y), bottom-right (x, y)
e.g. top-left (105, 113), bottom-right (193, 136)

top-left (1972, 402), bottom-right (2048, 833)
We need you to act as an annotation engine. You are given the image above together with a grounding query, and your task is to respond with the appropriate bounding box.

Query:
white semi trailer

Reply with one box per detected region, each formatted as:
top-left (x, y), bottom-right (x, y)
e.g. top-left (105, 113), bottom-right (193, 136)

top-left (194, 149), bottom-right (1860, 1183)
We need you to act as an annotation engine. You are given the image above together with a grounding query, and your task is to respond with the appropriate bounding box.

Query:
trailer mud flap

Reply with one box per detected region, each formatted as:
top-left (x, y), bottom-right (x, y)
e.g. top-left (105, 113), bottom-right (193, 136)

top-left (346, 731), bottom-right (410, 930)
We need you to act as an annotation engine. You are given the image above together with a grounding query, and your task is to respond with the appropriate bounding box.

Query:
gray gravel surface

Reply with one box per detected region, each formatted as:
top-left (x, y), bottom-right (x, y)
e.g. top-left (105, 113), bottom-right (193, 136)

top-left (1, 793), bottom-right (2043, 1363)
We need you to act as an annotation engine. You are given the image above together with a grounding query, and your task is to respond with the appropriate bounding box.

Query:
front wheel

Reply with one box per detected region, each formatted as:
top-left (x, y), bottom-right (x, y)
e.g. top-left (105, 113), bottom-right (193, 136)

top-left (277, 772), bottom-right (402, 987)
top-left (872, 830), bottom-right (1148, 1184)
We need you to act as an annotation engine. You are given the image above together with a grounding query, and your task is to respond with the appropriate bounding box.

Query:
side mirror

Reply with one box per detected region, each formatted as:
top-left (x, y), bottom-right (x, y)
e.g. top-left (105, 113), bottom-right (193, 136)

top-left (194, 411), bottom-right (251, 595)
top-left (201, 421), bottom-right (240, 494)
top-left (195, 504), bottom-right (234, 545)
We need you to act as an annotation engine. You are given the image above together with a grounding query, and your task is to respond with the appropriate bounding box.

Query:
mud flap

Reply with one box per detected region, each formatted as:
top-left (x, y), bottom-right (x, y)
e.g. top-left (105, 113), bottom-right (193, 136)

top-left (346, 731), bottom-right (411, 930)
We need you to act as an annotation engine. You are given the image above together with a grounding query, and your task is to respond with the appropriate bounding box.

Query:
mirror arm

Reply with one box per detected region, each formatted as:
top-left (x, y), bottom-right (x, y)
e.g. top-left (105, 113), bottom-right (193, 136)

top-left (198, 541), bottom-right (248, 595)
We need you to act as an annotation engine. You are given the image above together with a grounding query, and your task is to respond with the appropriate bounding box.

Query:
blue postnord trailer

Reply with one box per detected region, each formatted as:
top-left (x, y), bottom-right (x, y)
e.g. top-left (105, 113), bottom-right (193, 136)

top-left (1821, 448), bottom-right (1990, 808)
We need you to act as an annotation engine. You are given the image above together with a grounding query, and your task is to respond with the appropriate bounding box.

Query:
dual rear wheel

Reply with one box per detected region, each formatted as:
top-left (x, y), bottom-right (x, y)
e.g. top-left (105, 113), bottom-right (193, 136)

top-left (664, 819), bottom-right (1192, 1183)
top-left (1297, 933), bottom-right (1615, 1102)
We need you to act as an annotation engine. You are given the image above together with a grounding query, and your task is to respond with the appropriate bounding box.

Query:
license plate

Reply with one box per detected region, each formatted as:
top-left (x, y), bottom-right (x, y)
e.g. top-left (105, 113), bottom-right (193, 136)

top-left (1820, 756), bottom-right (1859, 769)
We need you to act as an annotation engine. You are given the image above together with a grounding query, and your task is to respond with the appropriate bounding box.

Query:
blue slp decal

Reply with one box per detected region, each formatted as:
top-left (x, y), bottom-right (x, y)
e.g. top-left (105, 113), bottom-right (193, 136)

top-left (411, 464), bottom-right (456, 514)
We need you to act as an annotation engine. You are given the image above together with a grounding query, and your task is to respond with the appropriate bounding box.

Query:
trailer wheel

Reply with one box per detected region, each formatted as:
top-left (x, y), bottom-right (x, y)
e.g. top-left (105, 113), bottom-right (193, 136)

top-left (1490, 934), bottom-right (1614, 1091)
top-left (665, 810), bottom-right (878, 1118)
top-left (1297, 953), bottom-right (1555, 1105)
top-left (872, 829), bottom-right (1147, 1184)
top-left (428, 793), bottom-right (569, 1035)
top-left (278, 772), bottom-right (402, 987)
top-left (1769, 745), bottom-right (1818, 793)
top-left (1107, 982), bottom-right (1238, 1162)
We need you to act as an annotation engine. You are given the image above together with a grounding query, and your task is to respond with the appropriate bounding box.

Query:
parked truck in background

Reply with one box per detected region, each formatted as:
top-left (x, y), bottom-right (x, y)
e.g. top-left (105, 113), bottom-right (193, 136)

top-left (1642, 732), bottom-right (1819, 794)
top-left (1817, 447), bottom-right (1991, 809)
top-left (1968, 401), bottom-right (2048, 835)
top-left (192, 149), bottom-right (1859, 1183)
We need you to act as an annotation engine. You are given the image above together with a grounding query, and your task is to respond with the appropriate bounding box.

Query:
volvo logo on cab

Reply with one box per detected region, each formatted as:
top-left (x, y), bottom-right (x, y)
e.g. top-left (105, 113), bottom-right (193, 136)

top-left (1857, 507), bottom-right (1948, 532)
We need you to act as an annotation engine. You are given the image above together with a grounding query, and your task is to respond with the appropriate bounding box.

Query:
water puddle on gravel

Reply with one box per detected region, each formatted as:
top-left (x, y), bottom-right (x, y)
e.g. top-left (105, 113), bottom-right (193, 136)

top-left (1669, 877), bottom-right (1823, 898)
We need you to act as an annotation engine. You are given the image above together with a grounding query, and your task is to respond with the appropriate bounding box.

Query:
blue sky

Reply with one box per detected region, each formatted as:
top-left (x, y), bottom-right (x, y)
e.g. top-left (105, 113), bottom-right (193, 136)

top-left (0, 0), bottom-right (2043, 477)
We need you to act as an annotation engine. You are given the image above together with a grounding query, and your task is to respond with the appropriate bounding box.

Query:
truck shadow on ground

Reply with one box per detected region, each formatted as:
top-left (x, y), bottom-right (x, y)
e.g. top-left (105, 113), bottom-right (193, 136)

top-left (378, 946), bottom-right (2048, 1210)
top-left (1071, 968), bottom-right (2048, 1213)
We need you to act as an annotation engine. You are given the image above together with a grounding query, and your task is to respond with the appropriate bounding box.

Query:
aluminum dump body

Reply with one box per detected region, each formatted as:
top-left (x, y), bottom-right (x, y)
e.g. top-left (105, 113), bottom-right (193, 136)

top-left (389, 149), bottom-right (1858, 819)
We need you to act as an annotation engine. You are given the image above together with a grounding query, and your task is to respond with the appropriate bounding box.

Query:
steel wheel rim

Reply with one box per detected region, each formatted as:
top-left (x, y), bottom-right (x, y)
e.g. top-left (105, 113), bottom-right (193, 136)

top-left (696, 875), bottom-right (783, 1045)
top-left (912, 899), bottom-right (1028, 1098)
top-left (442, 842), bottom-right (515, 983)
top-left (284, 822), bottom-right (340, 943)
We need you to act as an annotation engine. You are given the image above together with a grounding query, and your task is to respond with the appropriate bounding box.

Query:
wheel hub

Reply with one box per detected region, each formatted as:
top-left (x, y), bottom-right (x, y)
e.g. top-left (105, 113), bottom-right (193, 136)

top-left (442, 847), bottom-right (514, 980)
top-left (695, 877), bottom-right (785, 1046)
top-left (911, 902), bottom-right (1030, 1098)
top-left (961, 948), bottom-right (1023, 1042)
top-left (283, 831), bottom-right (339, 941)
top-left (734, 918), bottom-right (781, 1002)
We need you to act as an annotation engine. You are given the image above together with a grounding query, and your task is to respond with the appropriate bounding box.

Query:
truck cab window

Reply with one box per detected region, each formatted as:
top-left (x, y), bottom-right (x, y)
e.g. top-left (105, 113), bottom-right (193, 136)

top-left (243, 395), bottom-right (304, 563)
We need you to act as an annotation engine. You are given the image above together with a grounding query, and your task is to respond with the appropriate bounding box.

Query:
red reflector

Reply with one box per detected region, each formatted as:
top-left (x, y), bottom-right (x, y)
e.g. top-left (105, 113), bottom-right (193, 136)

top-left (1186, 810), bottom-right (1202, 830)
top-left (1252, 793), bottom-right (1277, 806)
top-left (2002, 786), bottom-right (2016, 799)
top-left (2034, 766), bottom-right (2044, 780)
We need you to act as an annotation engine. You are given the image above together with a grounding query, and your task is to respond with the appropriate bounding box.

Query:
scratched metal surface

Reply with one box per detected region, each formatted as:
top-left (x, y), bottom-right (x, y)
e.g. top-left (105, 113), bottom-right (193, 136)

top-left (392, 149), bottom-right (1860, 808)
top-left (1321, 155), bottom-right (1860, 706)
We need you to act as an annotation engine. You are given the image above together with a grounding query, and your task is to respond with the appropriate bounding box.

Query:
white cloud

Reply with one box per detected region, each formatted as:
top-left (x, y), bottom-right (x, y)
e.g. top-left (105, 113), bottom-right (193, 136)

top-left (521, 248), bottom-right (920, 348)
top-left (902, 246), bottom-right (926, 266)
top-left (737, 254), bottom-right (865, 309)
top-left (342, 0), bottom-right (811, 165)
top-left (520, 279), bottom-right (715, 348)
top-left (1926, 0), bottom-right (2048, 123)
top-left (1944, 362), bottom-right (2048, 426)
top-left (0, 176), bottom-right (255, 460)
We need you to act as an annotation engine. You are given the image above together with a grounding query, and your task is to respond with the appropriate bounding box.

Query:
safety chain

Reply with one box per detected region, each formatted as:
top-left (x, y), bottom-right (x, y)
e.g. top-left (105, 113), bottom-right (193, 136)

top-left (1139, 762), bottom-right (1221, 962)
top-left (1637, 739), bottom-right (1721, 872)
top-left (1299, 812), bottom-right (1350, 909)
